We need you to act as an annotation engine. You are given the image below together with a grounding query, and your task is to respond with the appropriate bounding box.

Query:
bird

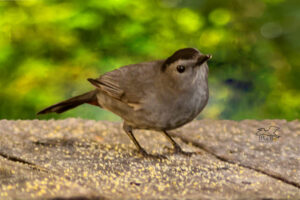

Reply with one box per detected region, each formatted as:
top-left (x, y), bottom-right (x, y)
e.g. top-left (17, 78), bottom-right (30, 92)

top-left (37, 47), bottom-right (211, 157)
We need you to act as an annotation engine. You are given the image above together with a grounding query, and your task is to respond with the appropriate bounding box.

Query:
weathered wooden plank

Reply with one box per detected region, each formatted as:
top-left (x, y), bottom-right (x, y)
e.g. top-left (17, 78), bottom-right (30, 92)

top-left (0, 119), bottom-right (299, 200)
top-left (172, 120), bottom-right (300, 187)
top-left (0, 157), bottom-right (101, 200)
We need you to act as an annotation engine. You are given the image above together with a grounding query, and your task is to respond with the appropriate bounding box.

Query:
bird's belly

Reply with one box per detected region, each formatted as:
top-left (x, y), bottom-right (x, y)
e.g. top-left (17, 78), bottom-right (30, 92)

top-left (163, 92), bottom-right (208, 130)
top-left (133, 89), bottom-right (209, 130)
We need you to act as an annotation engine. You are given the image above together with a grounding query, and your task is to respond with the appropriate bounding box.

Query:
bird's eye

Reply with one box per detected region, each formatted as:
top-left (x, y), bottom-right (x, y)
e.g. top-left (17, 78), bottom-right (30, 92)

top-left (176, 65), bottom-right (185, 73)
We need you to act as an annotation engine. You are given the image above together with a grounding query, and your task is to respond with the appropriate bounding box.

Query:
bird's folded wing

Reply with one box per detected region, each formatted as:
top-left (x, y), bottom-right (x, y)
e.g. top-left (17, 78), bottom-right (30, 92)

top-left (88, 61), bottom-right (161, 109)
top-left (87, 68), bottom-right (142, 107)
top-left (88, 73), bottom-right (124, 100)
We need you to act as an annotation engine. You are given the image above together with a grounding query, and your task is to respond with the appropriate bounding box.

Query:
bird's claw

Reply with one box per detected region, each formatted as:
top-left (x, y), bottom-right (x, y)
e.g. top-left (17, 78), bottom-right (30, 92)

top-left (174, 146), bottom-right (196, 156)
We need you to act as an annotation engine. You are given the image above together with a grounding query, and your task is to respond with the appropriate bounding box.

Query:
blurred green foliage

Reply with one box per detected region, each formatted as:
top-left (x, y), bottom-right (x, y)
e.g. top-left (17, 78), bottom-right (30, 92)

top-left (0, 0), bottom-right (299, 121)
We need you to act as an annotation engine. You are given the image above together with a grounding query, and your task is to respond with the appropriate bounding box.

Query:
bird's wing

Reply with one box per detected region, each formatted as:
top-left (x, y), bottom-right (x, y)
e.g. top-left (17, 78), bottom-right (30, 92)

top-left (88, 70), bottom-right (125, 100)
top-left (88, 60), bottom-right (163, 106)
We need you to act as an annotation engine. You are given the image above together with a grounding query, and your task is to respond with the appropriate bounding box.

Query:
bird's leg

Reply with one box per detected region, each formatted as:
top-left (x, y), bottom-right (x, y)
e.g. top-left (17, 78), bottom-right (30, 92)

top-left (162, 131), bottom-right (193, 156)
top-left (123, 123), bottom-right (148, 157)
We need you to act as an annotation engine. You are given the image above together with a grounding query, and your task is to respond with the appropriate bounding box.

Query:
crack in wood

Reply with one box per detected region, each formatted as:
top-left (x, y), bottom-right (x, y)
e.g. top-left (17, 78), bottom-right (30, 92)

top-left (173, 135), bottom-right (300, 190)
top-left (0, 151), bottom-right (49, 173)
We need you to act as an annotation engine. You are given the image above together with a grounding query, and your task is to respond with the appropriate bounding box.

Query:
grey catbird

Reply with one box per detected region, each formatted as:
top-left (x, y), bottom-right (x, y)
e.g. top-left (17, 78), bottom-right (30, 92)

top-left (38, 48), bottom-right (211, 157)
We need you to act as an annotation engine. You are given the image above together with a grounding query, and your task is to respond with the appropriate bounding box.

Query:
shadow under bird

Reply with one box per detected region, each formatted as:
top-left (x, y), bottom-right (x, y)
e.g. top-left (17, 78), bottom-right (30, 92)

top-left (38, 48), bottom-right (211, 157)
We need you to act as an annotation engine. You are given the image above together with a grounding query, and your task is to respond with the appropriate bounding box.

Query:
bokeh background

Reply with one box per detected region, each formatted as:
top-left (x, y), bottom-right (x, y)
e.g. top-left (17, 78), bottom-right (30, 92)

top-left (0, 0), bottom-right (299, 121)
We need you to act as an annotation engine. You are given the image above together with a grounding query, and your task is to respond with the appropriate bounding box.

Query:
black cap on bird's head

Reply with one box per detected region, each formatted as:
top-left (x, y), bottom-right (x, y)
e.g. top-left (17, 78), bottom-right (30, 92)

top-left (161, 48), bottom-right (211, 72)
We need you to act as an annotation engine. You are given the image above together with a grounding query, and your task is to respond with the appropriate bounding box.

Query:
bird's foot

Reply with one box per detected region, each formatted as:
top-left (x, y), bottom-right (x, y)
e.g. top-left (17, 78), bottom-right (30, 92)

top-left (173, 146), bottom-right (196, 156)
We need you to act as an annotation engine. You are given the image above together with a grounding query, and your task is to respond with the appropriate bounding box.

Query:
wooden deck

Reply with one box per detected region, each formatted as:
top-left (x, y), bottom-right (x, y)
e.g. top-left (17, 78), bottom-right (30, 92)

top-left (0, 119), bottom-right (299, 199)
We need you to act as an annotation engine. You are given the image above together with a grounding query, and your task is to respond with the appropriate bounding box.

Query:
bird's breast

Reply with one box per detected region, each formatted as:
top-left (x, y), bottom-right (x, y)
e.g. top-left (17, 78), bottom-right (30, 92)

top-left (134, 84), bottom-right (208, 130)
top-left (167, 85), bottom-right (209, 129)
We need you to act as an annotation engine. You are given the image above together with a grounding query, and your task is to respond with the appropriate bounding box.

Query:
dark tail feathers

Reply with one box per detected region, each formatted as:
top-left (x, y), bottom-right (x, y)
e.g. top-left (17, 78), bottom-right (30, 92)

top-left (37, 90), bottom-right (98, 115)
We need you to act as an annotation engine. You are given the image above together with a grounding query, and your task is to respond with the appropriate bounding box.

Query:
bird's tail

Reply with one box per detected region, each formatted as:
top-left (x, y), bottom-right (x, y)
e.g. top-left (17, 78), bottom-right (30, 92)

top-left (37, 90), bottom-right (99, 115)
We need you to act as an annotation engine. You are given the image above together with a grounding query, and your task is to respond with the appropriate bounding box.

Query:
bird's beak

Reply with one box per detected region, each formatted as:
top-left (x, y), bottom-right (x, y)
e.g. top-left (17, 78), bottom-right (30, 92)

top-left (196, 54), bottom-right (212, 66)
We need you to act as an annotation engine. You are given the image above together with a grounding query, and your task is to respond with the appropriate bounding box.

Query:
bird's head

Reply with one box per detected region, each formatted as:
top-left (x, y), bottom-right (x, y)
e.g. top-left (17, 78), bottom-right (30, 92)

top-left (160, 48), bottom-right (211, 91)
